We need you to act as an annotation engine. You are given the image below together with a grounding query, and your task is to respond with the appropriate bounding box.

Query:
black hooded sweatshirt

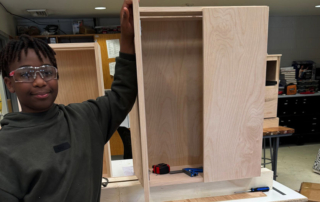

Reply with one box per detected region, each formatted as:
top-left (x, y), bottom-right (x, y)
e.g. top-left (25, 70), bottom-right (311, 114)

top-left (0, 53), bottom-right (137, 202)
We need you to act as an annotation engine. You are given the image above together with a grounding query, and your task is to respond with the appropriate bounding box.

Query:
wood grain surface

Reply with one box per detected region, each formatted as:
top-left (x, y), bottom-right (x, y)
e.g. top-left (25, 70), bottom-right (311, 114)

top-left (139, 7), bottom-right (202, 17)
top-left (264, 86), bottom-right (278, 118)
top-left (168, 192), bottom-right (266, 202)
top-left (203, 7), bottom-right (269, 182)
top-left (141, 20), bottom-right (203, 168)
top-left (54, 50), bottom-right (99, 105)
top-left (133, 0), bottom-right (151, 200)
top-left (263, 126), bottom-right (295, 136)
top-left (263, 118), bottom-right (279, 129)
top-left (130, 100), bottom-right (145, 186)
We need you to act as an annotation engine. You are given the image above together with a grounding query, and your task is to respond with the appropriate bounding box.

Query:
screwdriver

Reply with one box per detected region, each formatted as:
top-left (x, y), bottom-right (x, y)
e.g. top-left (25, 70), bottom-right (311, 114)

top-left (235, 186), bottom-right (269, 193)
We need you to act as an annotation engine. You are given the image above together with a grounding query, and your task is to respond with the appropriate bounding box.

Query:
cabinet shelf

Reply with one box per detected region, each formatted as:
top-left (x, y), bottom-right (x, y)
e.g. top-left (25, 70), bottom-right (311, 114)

top-left (149, 165), bottom-right (203, 187)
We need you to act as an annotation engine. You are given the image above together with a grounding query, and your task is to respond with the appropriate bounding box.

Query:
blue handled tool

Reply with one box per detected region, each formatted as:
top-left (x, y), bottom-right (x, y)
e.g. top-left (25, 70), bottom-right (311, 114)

top-left (249, 187), bottom-right (270, 192)
top-left (235, 186), bottom-right (270, 194)
top-left (182, 167), bottom-right (203, 177)
top-left (170, 167), bottom-right (203, 177)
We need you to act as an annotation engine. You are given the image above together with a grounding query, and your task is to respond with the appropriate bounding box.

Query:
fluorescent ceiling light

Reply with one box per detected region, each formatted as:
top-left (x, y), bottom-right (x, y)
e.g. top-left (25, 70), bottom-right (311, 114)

top-left (316, 5), bottom-right (320, 8)
top-left (95, 7), bottom-right (106, 10)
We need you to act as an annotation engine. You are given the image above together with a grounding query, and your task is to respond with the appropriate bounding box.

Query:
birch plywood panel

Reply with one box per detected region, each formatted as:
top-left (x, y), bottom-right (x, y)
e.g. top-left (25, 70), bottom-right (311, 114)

top-left (203, 7), bottom-right (269, 182)
top-left (54, 50), bottom-right (99, 105)
top-left (130, 100), bottom-right (144, 186)
top-left (141, 20), bottom-right (203, 168)
top-left (264, 86), bottom-right (278, 118)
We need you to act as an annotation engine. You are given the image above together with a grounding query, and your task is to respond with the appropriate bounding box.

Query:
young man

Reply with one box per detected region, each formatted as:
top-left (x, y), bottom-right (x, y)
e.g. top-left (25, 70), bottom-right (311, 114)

top-left (0, 0), bottom-right (136, 201)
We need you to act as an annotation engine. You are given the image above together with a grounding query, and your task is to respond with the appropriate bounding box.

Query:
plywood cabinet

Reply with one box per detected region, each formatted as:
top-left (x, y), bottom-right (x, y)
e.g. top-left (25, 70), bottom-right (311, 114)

top-left (130, 1), bottom-right (269, 201)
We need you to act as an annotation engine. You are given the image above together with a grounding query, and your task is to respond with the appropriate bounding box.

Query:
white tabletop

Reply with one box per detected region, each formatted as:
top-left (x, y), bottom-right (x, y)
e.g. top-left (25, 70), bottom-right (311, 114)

top-left (111, 159), bottom-right (308, 202)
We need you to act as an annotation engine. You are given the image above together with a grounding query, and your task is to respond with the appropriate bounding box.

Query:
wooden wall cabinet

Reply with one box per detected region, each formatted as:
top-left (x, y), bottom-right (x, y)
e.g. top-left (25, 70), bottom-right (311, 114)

top-left (265, 55), bottom-right (281, 119)
top-left (130, 1), bottom-right (269, 201)
top-left (49, 43), bottom-right (112, 177)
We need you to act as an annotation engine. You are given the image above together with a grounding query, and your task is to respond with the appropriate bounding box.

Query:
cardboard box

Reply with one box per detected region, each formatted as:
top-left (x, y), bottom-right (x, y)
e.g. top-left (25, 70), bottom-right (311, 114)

top-left (300, 182), bottom-right (320, 202)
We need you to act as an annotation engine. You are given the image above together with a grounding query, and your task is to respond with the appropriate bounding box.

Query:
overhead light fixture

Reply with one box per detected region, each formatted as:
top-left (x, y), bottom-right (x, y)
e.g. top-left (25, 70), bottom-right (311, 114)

top-left (95, 7), bottom-right (106, 10)
top-left (316, 5), bottom-right (320, 8)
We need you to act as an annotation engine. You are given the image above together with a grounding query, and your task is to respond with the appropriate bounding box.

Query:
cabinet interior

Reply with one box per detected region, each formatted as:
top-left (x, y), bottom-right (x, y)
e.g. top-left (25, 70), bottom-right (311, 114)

top-left (141, 19), bottom-right (204, 186)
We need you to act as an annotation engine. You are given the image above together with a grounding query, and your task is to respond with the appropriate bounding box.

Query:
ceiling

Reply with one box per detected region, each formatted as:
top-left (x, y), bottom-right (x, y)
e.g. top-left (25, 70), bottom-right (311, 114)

top-left (1, 0), bottom-right (320, 18)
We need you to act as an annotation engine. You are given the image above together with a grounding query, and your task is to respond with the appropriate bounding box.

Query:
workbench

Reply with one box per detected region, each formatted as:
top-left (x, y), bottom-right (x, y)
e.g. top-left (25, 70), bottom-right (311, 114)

top-left (104, 159), bottom-right (307, 202)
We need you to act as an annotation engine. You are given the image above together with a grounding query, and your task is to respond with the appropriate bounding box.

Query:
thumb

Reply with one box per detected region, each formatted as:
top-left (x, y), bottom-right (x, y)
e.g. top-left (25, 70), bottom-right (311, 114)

top-left (122, 7), bottom-right (129, 22)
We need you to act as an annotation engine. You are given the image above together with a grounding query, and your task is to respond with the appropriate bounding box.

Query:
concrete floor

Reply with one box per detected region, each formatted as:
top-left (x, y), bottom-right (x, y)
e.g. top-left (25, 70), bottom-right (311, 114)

top-left (263, 143), bottom-right (320, 191)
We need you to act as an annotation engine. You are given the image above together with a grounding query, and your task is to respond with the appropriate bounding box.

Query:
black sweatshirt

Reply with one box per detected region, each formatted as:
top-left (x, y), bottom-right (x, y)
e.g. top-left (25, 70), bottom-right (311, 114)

top-left (0, 53), bottom-right (137, 202)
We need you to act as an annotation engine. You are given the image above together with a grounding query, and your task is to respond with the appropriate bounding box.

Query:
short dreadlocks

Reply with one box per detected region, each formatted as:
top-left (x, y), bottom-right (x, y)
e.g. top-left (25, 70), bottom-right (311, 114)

top-left (0, 34), bottom-right (57, 78)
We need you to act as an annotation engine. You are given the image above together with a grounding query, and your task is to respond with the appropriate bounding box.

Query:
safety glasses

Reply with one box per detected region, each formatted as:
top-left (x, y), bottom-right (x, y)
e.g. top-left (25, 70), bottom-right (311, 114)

top-left (9, 65), bottom-right (58, 83)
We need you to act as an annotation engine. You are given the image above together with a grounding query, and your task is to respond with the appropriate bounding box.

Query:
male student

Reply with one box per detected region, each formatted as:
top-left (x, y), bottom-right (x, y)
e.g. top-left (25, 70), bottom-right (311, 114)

top-left (0, 0), bottom-right (137, 201)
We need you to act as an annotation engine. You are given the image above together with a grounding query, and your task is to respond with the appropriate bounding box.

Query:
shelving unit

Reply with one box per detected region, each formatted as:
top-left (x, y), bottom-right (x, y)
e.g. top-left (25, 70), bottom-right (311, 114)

top-left (130, 1), bottom-right (269, 200)
top-left (264, 55), bottom-right (282, 126)
top-left (32, 34), bottom-right (95, 43)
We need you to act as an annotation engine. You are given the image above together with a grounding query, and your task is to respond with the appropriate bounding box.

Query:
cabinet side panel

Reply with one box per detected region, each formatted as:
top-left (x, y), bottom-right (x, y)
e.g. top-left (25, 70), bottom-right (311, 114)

top-left (55, 50), bottom-right (99, 105)
top-left (141, 20), bottom-right (203, 168)
top-left (130, 100), bottom-right (144, 186)
top-left (203, 7), bottom-right (269, 182)
top-left (133, 0), bottom-right (150, 200)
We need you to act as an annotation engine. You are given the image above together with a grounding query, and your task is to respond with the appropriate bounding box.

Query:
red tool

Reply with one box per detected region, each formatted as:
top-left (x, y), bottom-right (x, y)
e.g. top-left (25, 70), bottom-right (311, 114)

top-left (152, 163), bottom-right (170, 174)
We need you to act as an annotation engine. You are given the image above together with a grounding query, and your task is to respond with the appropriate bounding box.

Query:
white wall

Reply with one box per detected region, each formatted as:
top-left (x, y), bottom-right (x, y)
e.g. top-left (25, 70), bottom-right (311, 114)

top-left (0, 5), bottom-right (16, 36)
top-left (268, 16), bottom-right (320, 67)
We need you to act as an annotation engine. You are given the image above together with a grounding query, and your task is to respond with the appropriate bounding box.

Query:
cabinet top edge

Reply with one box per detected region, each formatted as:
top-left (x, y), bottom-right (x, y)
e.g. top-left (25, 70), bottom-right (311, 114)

top-left (49, 43), bottom-right (96, 50)
top-left (139, 6), bottom-right (269, 13)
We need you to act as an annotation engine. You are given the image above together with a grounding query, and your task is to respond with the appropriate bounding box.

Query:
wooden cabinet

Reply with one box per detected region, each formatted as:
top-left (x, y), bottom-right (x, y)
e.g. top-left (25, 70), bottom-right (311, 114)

top-left (265, 55), bottom-right (281, 119)
top-left (49, 43), bottom-right (112, 177)
top-left (130, 1), bottom-right (269, 200)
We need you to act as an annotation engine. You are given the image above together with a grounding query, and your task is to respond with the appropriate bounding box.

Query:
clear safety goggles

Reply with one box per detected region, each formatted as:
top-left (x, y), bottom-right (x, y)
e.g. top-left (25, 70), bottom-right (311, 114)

top-left (9, 65), bottom-right (58, 83)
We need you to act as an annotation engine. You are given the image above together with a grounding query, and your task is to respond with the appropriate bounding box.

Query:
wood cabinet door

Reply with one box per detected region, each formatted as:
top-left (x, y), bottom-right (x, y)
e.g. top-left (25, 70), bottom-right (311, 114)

top-left (203, 7), bottom-right (269, 182)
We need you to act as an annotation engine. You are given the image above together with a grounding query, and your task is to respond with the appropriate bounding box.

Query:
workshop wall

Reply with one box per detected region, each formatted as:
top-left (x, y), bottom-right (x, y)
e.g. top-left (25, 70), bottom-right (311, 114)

top-left (0, 5), bottom-right (15, 36)
top-left (268, 16), bottom-right (320, 67)
top-left (15, 16), bottom-right (320, 68)
top-left (16, 17), bottom-right (120, 35)
top-left (16, 18), bottom-right (95, 35)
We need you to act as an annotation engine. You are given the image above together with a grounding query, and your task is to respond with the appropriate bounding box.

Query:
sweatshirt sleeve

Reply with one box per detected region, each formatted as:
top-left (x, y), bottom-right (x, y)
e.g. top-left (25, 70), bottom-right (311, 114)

top-left (69, 53), bottom-right (137, 143)
top-left (0, 189), bottom-right (19, 202)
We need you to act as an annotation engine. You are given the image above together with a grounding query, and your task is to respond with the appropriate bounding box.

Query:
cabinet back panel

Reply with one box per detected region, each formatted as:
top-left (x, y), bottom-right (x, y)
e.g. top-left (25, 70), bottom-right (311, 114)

top-left (55, 50), bottom-right (99, 105)
top-left (141, 20), bottom-right (203, 168)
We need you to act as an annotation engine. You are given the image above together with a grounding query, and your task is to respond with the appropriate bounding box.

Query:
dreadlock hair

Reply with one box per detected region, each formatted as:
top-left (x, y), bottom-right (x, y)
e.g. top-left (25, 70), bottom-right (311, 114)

top-left (0, 34), bottom-right (57, 78)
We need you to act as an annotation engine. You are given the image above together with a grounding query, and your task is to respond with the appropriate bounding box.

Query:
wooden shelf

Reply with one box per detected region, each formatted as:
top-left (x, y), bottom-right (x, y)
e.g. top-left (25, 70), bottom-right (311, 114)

top-left (149, 165), bottom-right (203, 187)
top-left (32, 34), bottom-right (96, 38)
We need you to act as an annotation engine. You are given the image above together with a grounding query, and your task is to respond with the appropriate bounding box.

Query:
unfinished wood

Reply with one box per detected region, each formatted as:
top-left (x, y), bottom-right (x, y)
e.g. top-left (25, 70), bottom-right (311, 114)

top-left (203, 7), bottom-right (269, 182)
top-left (140, 16), bottom-right (202, 21)
top-left (139, 7), bottom-right (202, 16)
top-left (264, 86), bottom-right (278, 118)
top-left (130, 100), bottom-right (145, 186)
top-left (168, 192), bottom-right (266, 202)
top-left (33, 34), bottom-right (96, 38)
top-left (267, 54), bottom-right (282, 61)
top-left (50, 43), bottom-right (96, 51)
top-left (266, 61), bottom-right (278, 81)
top-left (54, 50), bottom-right (99, 105)
top-left (101, 168), bottom-right (273, 202)
top-left (133, 0), bottom-right (150, 200)
top-left (263, 126), bottom-right (294, 136)
top-left (149, 164), bottom-right (203, 187)
top-left (263, 118), bottom-right (279, 129)
top-left (141, 20), bottom-right (203, 168)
